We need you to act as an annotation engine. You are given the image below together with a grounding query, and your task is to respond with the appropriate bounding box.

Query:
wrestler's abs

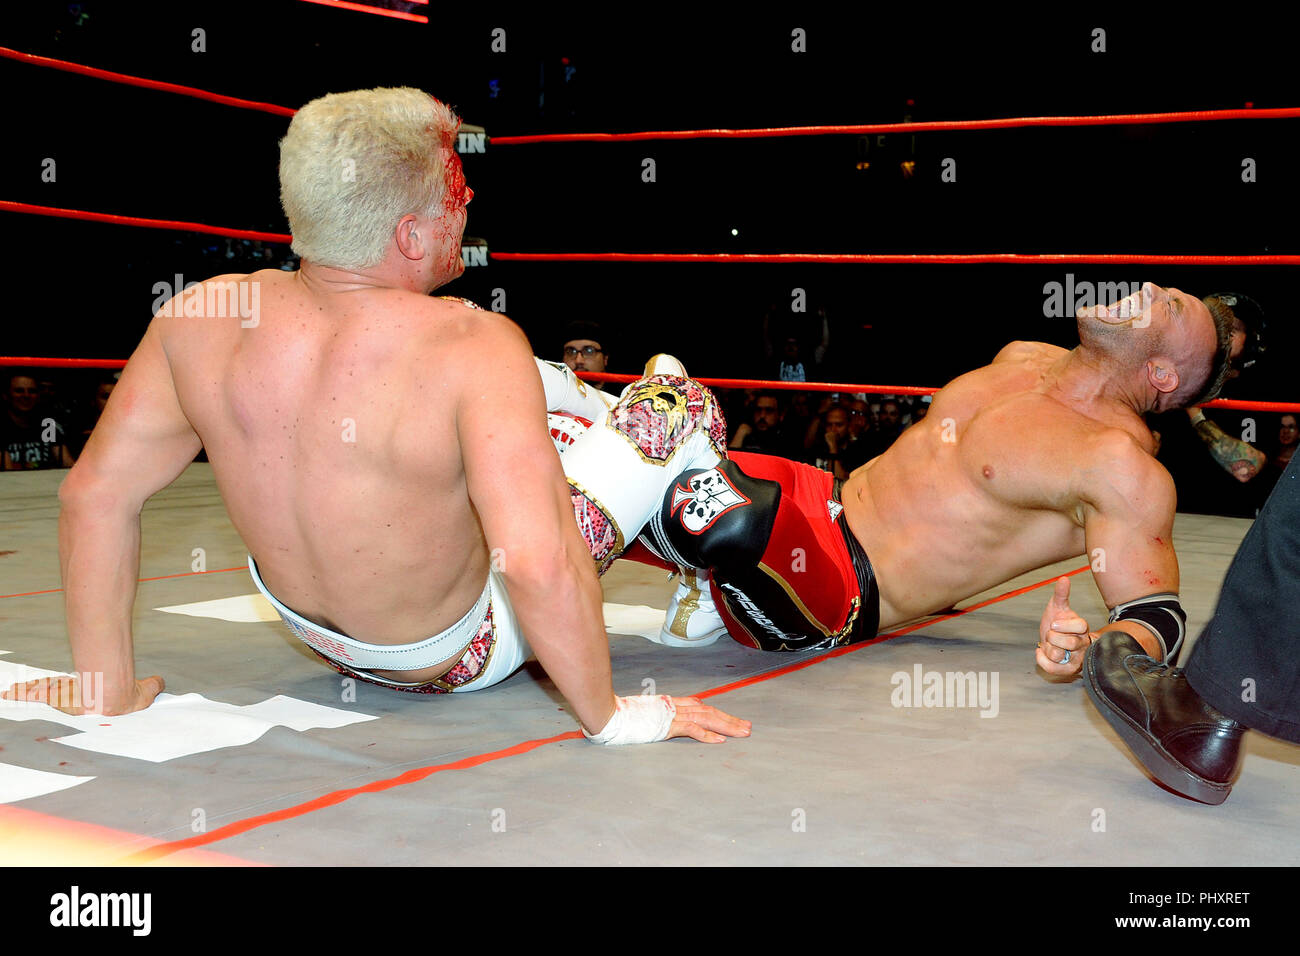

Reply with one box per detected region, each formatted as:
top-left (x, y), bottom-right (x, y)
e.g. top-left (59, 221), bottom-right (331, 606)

top-left (843, 398), bottom-right (1090, 629)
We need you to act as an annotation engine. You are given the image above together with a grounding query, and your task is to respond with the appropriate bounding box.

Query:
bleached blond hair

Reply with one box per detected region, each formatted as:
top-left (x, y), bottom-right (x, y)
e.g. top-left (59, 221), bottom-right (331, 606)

top-left (279, 88), bottom-right (461, 270)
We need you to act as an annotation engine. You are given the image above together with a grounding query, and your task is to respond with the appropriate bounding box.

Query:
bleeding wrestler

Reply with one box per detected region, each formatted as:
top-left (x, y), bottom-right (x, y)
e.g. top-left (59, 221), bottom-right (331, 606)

top-left (1, 88), bottom-right (749, 748)
top-left (540, 283), bottom-right (1237, 679)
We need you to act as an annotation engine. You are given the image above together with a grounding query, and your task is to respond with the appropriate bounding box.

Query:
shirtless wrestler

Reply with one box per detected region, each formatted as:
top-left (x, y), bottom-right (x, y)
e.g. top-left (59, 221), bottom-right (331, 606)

top-left (1, 88), bottom-right (748, 747)
top-left (540, 282), bottom-right (1234, 681)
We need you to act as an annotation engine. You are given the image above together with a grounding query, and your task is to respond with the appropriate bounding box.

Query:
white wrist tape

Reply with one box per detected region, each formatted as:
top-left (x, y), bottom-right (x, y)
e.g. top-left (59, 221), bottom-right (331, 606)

top-left (584, 695), bottom-right (677, 745)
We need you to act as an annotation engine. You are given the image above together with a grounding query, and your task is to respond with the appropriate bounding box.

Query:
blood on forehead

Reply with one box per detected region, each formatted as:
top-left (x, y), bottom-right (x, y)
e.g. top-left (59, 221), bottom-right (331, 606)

top-left (440, 146), bottom-right (468, 212)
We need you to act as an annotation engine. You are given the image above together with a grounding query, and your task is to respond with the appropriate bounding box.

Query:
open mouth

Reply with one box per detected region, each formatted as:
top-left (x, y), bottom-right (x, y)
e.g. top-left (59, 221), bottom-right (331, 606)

top-left (1079, 287), bottom-right (1149, 325)
top-left (1102, 288), bottom-right (1147, 322)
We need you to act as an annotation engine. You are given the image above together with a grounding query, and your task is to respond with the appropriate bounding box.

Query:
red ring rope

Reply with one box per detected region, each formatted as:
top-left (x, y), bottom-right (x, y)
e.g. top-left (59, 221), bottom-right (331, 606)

top-left (297, 0), bottom-right (429, 23)
top-left (492, 252), bottom-right (1300, 265)
top-left (0, 47), bottom-right (295, 117)
top-left (576, 372), bottom-right (1299, 413)
top-left (0, 201), bottom-right (291, 244)
top-left (1, 48), bottom-right (1293, 410)
top-left (1, 358), bottom-right (1291, 412)
top-left (491, 107), bottom-right (1300, 144)
top-left (2, 46), bottom-right (1296, 141)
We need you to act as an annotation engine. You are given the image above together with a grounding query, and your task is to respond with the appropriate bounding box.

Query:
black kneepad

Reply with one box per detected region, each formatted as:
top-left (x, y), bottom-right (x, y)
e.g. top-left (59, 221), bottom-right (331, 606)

top-left (645, 459), bottom-right (780, 570)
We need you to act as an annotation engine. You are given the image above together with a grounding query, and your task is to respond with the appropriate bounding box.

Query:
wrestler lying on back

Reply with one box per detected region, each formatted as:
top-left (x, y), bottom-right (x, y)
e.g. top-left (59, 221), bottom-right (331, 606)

top-left (543, 284), bottom-right (1235, 680)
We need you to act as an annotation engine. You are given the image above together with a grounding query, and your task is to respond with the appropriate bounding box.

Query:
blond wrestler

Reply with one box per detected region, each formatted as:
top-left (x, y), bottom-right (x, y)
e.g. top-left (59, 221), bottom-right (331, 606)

top-left (2, 88), bottom-right (749, 747)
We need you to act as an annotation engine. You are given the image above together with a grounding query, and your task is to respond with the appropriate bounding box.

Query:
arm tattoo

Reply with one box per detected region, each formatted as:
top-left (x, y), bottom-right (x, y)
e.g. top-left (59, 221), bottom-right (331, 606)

top-left (1194, 419), bottom-right (1266, 479)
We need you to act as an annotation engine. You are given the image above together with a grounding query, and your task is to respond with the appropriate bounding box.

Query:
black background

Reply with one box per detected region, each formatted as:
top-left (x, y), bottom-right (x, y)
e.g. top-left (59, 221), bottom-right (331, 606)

top-left (0, 2), bottom-right (1297, 896)
top-left (1, 2), bottom-right (1297, 512)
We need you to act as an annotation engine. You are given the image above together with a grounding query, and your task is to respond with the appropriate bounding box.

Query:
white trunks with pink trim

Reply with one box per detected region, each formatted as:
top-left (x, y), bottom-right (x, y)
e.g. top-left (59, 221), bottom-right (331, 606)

top-left (248, 556), bottom-right (530, 694)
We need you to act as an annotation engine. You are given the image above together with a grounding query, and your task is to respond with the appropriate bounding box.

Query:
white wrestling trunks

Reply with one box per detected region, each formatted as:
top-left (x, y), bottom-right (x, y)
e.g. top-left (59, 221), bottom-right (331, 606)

top-left (248, 556), bottom-right (530, 694)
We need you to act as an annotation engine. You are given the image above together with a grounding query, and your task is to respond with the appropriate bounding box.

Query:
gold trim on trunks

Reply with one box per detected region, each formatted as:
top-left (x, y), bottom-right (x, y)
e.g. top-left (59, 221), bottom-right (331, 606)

top-left (757, 562), bottom-right (862, 643)
top-left (566, 476), bottom-right (627, 575)
top-left (429, 612), bottom-right (496, 691)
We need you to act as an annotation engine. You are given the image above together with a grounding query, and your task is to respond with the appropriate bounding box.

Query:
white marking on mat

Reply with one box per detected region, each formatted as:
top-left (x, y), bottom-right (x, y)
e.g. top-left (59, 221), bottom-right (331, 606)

top-left (0, 762), bottom-right (95, 804)
top-left (153, 593), bottom-right (280, 623)
top-left (0, 692), bottom-right (377, 763)
top-left (602, 602), bottom-right (668, 641)
top-left (0, 659), bottom-right (64, 685)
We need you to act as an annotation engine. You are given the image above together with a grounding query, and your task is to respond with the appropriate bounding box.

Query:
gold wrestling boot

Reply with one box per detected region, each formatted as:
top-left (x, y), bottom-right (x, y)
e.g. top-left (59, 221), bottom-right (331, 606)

top-left (658, 567), bottom-right (728, 647)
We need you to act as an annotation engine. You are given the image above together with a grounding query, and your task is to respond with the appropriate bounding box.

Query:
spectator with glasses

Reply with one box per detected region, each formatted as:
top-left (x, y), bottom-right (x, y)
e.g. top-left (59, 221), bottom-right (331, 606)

top-left (560, 321), bottom-right (610, 375)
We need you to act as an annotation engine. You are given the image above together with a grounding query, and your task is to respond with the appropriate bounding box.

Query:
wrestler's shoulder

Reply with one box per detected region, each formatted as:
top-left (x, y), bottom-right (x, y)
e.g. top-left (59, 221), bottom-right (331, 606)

top-left (1078, 426), bottom-right (1174, 500)
top-left (992, 340), bottom-right (1068, 365)
top-left (432, 294), bottom-right (489, 311)
top-left (150, 271), bottom-right (262, 335)
top-left (197, 269), bottom-right (281, 290)
top-left (403, 298), bottom-right (529, 358)
top-left (416, 294), bottom-right (501, 322)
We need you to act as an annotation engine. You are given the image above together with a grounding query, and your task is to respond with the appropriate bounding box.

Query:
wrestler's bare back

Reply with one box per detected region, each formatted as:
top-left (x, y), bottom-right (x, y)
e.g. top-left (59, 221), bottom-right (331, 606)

top-left (161, 269), bottom-right (500, 675)
top-left (844, 342), bottom-right (1162, 629)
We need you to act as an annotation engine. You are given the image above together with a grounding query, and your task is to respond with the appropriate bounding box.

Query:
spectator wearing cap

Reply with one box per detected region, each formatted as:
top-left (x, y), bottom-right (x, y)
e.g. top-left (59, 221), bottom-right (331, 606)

top-left (561, 321), bottom-right (609, 375)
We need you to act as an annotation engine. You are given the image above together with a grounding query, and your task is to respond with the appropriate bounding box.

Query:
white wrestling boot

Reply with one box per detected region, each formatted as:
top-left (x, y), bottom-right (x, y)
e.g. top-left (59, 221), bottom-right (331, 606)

top-left (658, 567), bottom-right (728, 647)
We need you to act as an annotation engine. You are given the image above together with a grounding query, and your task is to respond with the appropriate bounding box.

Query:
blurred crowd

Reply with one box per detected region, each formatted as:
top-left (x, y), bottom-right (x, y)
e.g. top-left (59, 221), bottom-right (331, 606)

top-left (555, 319), bottom-right (1297, 519)
top-left (722, 387), bottom-right (925, 479)
top-left (2, 370), bottom-right (117, 470)
top-left (5, 317), bottom-right (1294, 526)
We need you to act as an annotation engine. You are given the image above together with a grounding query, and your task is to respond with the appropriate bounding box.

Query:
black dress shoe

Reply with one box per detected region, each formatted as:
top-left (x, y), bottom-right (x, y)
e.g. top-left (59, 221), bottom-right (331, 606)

top-left (1083, 632), bottom-right (1245, 805)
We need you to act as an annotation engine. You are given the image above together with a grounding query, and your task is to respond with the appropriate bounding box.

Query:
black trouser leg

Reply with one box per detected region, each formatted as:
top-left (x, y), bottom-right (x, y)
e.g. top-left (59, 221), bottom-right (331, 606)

top-left (1185, 454), bottom-right (1300, 742)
